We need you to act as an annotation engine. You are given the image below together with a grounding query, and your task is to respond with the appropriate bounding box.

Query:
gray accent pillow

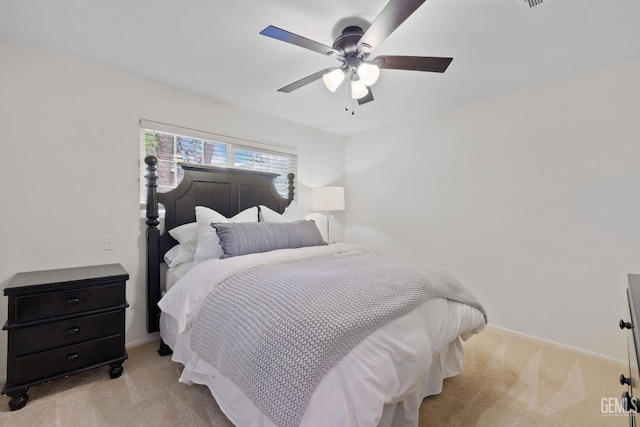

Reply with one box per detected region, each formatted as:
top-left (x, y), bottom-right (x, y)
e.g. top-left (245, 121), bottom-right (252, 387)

top-left (212, 220), bottom-right (326, 258)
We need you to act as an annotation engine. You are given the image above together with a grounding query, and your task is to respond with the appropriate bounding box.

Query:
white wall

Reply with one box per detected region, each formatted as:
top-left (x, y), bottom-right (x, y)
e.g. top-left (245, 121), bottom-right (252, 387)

top-left (2, 33), bottom-right (638, 380)
top-left (0, 37), bottom-right (345, 378)
top-left (345, 57), bottom-right (640, 361)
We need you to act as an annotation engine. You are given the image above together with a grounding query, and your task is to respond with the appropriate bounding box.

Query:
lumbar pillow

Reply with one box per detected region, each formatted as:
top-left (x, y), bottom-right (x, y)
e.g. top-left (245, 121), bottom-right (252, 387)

top-left (212, 220), bottom-right (325, 258)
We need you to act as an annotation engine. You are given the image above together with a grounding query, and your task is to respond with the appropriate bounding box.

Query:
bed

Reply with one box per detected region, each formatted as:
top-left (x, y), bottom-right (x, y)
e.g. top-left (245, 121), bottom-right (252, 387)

top-left (143, 155), bottom-right (486, 427)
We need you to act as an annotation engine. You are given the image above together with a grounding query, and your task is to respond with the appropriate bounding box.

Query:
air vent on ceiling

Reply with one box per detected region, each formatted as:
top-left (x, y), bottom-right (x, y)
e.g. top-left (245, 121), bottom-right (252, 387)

top-left (518, 0), bottom-right (547, 10)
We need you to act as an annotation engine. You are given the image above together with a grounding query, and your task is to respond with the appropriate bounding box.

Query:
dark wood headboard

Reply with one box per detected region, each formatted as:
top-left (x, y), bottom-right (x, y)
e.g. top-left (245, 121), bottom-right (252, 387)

top-left (144, 155), bottom-right (294, 333)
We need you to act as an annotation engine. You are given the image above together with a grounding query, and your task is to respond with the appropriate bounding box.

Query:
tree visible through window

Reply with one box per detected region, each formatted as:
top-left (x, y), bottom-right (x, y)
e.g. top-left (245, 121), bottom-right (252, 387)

top-left (140, 127), bottom-right (296, 204)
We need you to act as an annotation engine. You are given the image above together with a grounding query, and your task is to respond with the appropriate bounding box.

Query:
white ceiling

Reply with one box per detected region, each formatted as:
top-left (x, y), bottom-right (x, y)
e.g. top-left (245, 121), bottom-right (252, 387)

top-left (1, 0), bottom-right (639, 136)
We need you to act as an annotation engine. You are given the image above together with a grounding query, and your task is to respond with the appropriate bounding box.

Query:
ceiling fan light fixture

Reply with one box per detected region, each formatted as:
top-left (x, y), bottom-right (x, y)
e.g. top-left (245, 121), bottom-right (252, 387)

top-left (260, 1), bottom-right (454, 108)
top-left (322, 69), bottom-right (345, 92)
top-left (356, 62), bottom-right (380, 86)
top-left (350, 79), bottom-right (369, 100)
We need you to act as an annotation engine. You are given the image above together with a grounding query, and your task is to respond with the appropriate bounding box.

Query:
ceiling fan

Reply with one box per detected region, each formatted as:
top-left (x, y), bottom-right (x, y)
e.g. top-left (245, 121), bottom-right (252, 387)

top-left (259, 0), bottom-right (452, 107)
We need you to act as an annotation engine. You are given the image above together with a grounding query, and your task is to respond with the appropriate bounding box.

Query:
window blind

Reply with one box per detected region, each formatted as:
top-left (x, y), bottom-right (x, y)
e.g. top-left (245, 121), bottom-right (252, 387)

top-left (139, 119), bottom-right (297, 203)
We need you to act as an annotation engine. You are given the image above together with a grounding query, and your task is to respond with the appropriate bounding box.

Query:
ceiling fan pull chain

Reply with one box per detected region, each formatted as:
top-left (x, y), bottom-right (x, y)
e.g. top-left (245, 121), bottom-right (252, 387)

top-left (343, 74), bottom-right (357, 115)
top-left (344, 81), bottom-right (350, 113)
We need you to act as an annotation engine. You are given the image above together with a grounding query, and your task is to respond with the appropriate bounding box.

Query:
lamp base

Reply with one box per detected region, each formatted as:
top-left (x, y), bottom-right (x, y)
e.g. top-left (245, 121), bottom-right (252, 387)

top-left (324, 212), bottom-right (335, 243)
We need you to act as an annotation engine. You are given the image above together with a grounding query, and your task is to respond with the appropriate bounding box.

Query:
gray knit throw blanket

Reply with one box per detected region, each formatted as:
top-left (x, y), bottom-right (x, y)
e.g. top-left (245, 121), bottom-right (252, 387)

top-left (190, 251), bottom-right (486, 427)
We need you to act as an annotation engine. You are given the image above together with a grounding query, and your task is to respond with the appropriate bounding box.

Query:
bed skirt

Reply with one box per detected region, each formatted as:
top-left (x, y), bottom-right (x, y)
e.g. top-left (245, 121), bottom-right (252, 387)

top-left (160, 297), bottom-right (485, 427)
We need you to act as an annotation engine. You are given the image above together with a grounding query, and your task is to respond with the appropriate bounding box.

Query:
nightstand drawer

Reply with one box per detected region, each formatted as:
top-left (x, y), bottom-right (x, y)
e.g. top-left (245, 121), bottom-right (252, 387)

top-left (14, 282), bottom-right (125, 323)
top-left (14, 310), bottom-right (124, 356)
top-left (13, 334), bottom-right (124, 385)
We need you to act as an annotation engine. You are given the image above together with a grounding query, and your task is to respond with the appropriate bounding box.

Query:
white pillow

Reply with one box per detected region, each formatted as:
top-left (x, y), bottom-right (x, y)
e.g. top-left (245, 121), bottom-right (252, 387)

top-left (168, 222), bottom-right (198, 252)
top-left (163, 244), bottom-right (195, 268)
top-left (259, 201), bottom-right (305, 223)
top-left (193, 206), bottom-right (259, 264)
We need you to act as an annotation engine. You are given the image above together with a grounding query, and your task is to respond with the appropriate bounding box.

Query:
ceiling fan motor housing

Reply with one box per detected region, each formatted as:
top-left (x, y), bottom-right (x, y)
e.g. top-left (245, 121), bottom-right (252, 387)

top-left (332, 26), bottom-right (365, 56)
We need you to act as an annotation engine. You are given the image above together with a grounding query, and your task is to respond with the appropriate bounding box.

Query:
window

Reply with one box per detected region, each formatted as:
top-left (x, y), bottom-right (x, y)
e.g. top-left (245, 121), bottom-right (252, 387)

top-left (139, 120), bottom-right (297, 204)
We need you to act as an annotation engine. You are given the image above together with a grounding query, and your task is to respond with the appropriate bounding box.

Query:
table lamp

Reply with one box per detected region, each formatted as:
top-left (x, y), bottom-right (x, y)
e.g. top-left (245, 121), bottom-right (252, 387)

top-left (311, 186), bottom-right (345, 243)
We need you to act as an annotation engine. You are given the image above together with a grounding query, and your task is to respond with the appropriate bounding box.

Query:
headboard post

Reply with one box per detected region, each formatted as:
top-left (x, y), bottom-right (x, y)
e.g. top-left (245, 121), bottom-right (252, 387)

top-left (287, 173), bottom-right (295, 203)
top-left (144, 155), bottom-right (161, 333)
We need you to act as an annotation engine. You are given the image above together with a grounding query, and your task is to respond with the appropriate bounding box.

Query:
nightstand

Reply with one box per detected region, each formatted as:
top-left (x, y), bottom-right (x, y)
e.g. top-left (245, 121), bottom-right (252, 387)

top-left (2, 264), bottom-right (129, 410)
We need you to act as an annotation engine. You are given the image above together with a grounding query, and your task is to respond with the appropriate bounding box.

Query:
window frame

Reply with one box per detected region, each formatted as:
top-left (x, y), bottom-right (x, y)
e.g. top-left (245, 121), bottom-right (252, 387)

top-left (139, 119), bottom-right (297, 206)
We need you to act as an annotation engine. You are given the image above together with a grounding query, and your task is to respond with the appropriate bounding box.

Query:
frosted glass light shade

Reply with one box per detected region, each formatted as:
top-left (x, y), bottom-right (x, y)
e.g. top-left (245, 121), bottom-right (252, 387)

top-left (350, 80), bottom-right (369, 100)
top-left (322, 69), bottom-right (345, 92)
top-left (311, 187), bottom-right (345, 212)
top-left (356, 62), bottom-right (380, 86)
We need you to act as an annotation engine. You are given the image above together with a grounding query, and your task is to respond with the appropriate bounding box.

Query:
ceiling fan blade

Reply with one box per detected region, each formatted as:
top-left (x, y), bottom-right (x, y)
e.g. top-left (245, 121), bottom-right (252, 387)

top-left (358, 88), bottom-right (375, 105)
top-left (358, 0), bottom-right (427, 52)
top-left (260, 25), bottom-right (340, 57)
top-left (277, 68), bottom-right (338, 93)
top-left (374, 55), bottom-right (453, 72)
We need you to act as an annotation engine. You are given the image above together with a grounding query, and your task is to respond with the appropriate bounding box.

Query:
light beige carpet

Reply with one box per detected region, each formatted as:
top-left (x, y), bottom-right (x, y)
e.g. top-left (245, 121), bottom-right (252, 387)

top-left (0, 326), bottom-right (629, 426)
top-left (421, 326), bottom-right (628, 426)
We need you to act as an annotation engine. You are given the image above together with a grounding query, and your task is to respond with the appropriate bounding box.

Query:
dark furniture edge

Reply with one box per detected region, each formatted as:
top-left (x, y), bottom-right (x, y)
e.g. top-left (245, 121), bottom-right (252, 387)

top-left (5, 264), bottom-right (128, 295)
top-left (628, 274), bottom-right (640, 375)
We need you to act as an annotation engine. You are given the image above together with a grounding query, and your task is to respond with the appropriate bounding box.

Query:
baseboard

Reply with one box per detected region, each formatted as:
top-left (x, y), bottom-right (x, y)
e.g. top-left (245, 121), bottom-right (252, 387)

top-left (125, 333), bottom-right (160, 349)
top-left (488, 324), bottom-right (627, 367)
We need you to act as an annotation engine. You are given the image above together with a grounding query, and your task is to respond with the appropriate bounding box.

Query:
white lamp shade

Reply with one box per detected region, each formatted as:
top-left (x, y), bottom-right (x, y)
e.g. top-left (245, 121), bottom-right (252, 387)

top-left (311, 186), bottom-right (345, 212)
top-left (322, 69), bottom-right (345, 92)
top-left (350, 80), bottom-right (369, 100)
top-left (356, 62), bottom-right (380, 86)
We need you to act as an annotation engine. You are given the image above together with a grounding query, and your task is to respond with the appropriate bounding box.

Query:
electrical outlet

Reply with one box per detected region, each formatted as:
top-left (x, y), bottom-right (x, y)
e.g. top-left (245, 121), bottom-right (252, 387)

top-left (104, 236), bottom-right (115, 251)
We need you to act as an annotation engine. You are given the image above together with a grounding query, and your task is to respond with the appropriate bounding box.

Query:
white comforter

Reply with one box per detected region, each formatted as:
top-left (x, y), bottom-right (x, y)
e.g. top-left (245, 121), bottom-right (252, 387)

top-left (158, 243), bottom-right (486, 427)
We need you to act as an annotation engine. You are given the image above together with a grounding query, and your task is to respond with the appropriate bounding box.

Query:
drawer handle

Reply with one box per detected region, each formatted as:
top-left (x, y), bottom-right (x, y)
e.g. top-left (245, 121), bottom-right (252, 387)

top-left (66, 327), bottom-right (80, 336)
top-left (621, 374), bottom-right (632, 386)
top-left (67, 298), bottom-right (81, 306)
top-left (66, 353), bottom-right (79, 362)
top-left (620, 319), bottom-right (633, 330)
